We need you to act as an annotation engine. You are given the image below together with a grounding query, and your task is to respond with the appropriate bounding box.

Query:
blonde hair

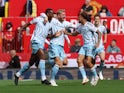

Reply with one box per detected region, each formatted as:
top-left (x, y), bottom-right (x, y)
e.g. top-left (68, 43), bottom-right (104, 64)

top-left (57, 9), bottom-right (65, 15)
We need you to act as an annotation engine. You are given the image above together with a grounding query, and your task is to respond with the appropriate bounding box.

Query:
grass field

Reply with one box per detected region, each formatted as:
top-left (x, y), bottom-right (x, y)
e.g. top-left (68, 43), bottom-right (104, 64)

top-left (0, 80), bottom-right (124, 93)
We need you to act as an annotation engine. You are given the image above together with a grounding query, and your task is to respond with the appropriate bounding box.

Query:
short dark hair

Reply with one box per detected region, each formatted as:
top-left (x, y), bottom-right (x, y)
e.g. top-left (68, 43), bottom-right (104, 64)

top-left (112, 39), bottom-right (117, 42)
top-left (100, 5), bottom-right (108, 12)
top-left (80, 12), bottom-right (89, 21)
top-left (45, 8), bottom-right (53, 14)
top-left (94, 14), bottom-right (100, 18)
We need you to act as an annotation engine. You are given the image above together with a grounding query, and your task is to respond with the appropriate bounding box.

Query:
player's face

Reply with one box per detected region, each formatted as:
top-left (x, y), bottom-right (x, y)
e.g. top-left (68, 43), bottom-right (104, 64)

top-left (78, 15), bottom-right (84, 24)
top-left (47, 10), bottom-right (54, 19)
top-left (94, 16), bottom-right (100, 25)
top-left (58, 12), bottom-right (66, 21)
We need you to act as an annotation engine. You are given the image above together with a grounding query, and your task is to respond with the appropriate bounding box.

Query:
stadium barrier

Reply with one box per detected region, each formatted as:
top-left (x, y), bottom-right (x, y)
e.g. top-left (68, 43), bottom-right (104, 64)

top-left (0, 53), bottom-right (124, 69)
top-left (0, 68), bottom-right (123, 80)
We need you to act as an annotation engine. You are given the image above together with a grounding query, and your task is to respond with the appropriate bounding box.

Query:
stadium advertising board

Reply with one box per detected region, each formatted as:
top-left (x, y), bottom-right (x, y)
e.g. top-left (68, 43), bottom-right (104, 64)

top-left (0, 53), bottom-right (124, 69)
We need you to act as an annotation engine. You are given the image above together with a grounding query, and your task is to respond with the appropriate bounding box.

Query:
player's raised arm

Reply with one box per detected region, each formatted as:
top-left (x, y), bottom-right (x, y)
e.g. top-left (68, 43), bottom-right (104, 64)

top-left (19, 13), bottom-right (48, 32)
top-left (18, 22), bottom-right (31, 31)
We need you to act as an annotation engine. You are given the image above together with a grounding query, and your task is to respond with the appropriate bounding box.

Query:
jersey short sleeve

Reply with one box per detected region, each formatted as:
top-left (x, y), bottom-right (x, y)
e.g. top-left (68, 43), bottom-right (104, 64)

top-left (30, 17), bottom-right (43, 24)
top-left (76, 24), bottom-right (82, 33)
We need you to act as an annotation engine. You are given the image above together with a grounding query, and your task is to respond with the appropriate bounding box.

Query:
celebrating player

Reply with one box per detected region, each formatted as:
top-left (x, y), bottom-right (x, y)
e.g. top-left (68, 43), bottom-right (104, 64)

top-left (48, 9), bottom-right (75, 86)
top-left (14, 9), bottom-right (61, 86)
top-left (93, 14), bottom-right (107, 80)
top-left (64, 12), bottom-right (101, 86)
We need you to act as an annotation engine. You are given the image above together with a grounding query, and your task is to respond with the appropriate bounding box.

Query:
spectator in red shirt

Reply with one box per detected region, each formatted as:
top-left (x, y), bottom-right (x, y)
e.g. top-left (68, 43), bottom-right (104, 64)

top-left (3, 22), bottom-right (15, 52)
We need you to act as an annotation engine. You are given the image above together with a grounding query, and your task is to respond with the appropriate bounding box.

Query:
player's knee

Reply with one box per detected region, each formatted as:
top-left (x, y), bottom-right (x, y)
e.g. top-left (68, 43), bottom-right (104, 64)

top-left (55, 57), bottom-right (62, 67)
top-left (86, 60), bottom-right (93, 66)
top-left (63, 60), bottom-right (68, 65)
top-left (77, 58), bottom-right (82, 65)
top-left (55, 57), bottom-right (61, 62)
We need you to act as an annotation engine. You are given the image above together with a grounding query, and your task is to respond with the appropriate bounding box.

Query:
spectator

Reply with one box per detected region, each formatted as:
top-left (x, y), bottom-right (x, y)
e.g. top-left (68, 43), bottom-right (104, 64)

top-left (118, 6), bottom-right (124, 16)
top-left (3, 21), bottom-right (15, 52)
top-left (106, 39), bottom-right (121, 53)
top-left (0, 0), bottom-right (5, 17)
top-left (103, 20), bottom-right (110, 34)
top-left (99, 5), bottom-right (112, 17)
top-left (7, 50), bottom-right (21, 68)
top-left (80, 0), bottom-right (93, 21)
top-left (70, 38), bottom-right (82, 53)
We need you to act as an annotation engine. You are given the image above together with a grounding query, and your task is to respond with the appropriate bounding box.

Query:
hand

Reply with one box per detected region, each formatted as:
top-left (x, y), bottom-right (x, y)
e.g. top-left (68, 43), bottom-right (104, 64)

top-left (103, 40), bottom-right (106, 45)
top-left (55, 31), bottom-right (62, 37)
top-left (63, 30), bottom-right (68, 35)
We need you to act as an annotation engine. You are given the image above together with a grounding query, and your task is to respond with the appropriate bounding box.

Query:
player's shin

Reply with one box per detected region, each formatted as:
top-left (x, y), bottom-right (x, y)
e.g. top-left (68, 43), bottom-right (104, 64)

top-left (79, 66), bottom-right (89, 84)
top-left (39, 60), bottom-right (46, 81)
top-left (17, 63), bottom-right (30, 77)
top-left (50, 64), bottom-right (59, 81)
top-left (91, 65), bottom-right (98, 78)
top-left (99, 60), bottom-right (104, 72)
top-left (79, 66), bottom-right (87, 79)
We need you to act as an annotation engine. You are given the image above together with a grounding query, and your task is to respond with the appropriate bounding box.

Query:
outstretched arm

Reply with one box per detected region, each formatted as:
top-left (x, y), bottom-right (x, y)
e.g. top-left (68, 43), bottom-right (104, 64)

top-left (47, 30), bottom-right (63, 39)
top-left (18, 22), bottom-right (31, 31)
top-left (64, 30), bottom-right (79, 36)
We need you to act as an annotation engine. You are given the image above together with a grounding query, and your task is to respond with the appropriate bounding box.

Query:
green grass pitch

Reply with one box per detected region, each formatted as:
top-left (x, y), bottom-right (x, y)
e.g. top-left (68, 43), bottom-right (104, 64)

top-left (0, 80), bottom-right (124, 93)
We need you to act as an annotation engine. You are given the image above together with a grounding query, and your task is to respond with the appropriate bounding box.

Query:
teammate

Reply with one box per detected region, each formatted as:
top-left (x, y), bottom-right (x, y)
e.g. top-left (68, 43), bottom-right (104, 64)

top-left (64, 12), bottom-right (101, 86)
top-left (48, 9), bottom-right (75, 86)
top-left (93, 14), bottom-right (107, 80)
top-left (14, 9), bottom-right (61, 86)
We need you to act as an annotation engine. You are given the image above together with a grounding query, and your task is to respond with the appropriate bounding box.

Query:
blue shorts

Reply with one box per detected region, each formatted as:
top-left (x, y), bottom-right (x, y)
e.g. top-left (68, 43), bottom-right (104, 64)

top-left (94, 46), bottom-right (104, 56)
top-left (78, 45), bottom-right (95, 57)
top-left (48, 43), bottom-right (66, 61)
top-left (31, 42), bottom-right (44, 54)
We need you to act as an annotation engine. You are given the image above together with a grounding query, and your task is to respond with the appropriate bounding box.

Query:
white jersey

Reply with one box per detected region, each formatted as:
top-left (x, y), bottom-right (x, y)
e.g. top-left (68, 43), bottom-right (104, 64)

top-left (76, 22), bottom-right (97, 46)
top-left (50, 19), bottom-right (73, 46)
top-left (94, 25), bottom-right (107, 47)
top-left (30, 16), bottom-right (50, 44)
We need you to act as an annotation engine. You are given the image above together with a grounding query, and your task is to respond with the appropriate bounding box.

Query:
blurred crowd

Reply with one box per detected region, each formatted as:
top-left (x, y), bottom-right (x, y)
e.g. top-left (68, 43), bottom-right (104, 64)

top-left (0, 0), bottom-right (122, 54)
